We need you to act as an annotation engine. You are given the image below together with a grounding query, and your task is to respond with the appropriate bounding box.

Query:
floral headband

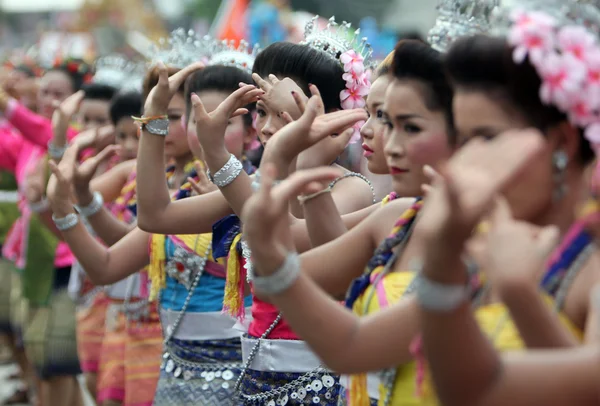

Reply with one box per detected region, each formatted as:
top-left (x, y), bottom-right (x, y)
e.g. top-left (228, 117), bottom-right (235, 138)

top-left (302, 16), bottom-right (374, 143)
top-left (52, 57), bottom-right (94, 84)
top-left (508, 9), bottom-right (600, 153)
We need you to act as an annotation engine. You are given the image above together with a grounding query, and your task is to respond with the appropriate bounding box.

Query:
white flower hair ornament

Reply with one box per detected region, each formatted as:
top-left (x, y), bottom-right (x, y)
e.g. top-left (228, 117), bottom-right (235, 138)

top-left (302, 16), bottom-right (374, 143)
top-left (508, 9), bottom-right (600, 153)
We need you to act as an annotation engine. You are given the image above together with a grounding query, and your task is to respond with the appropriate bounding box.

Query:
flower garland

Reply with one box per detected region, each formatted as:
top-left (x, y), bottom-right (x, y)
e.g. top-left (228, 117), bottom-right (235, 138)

top-left (507, 10), bottom-right (600, 153)
top-left (52, 57), bottom-right (94, 84)
top-left (339, 50), bottom-right (371, 144)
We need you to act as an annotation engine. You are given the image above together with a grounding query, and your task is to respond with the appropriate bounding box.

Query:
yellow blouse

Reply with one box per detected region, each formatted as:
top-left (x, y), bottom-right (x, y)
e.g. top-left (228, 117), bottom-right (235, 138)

top-left (351, 271), bottom-right (583, 406)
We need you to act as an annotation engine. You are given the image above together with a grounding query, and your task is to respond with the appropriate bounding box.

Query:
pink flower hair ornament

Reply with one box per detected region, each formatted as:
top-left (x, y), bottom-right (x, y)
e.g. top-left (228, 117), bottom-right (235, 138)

top-left (508, 9), bottom-right (600, 155)
top-left (339, 49), bottom-right (371, 142)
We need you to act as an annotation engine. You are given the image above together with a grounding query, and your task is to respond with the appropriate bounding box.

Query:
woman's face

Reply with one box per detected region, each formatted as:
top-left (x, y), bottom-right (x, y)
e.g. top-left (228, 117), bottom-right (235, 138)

top-left (186, 91), bottom-right (254, 160)
top-left (115, 117), bottom-right (139, 161)
top-left (254, 77), bottom-right (302, 145)
top-left (37, 70), bottom-right (74, 119)
top-left (361, 75), bottom-right (392, 174)
top-left (453, 90), bottom-right (555, 221)
top-left (382, 79), bottom-right (451, 197)
top-left (164, 93), bottom-right (189, 160)
top-left (79, 99), bottom-right (111, 131)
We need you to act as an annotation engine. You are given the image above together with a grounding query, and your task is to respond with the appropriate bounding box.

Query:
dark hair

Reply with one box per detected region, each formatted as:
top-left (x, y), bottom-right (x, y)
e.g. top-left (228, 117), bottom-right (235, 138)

top-left (391, 40), bottom-right (455, 144)
top-left (142, 65), bottom-right (182, 103)
top-left (252, 42), bottom-right (346, 112)
top-left (109, 91), bottom-right (142, 125)
top-left (50, 58), bottom-right (93, 92)
top-left (184, 65), bottom-right (254, 127)
top-left (445, 34), bottom-right (594, 164)
top-left (82, 83), bottom-right (117, 102)
top-left (15, 65), bottom-right (36, 78)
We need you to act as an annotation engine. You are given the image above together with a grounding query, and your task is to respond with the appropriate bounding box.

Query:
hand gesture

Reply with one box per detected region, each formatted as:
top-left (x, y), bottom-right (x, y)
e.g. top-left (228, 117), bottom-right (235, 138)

top-left (144, 62), bottom-right (204, 117)
top-left (484, 198), bottom-right (559, 291)
top-left (188, 162), bottom-right (217, 196)
top-left (262, 91), bottom-right (366, 170)
top-left (73, 145), bottom-right (120, 194)
top-left (242, 164), bottom-right (342, 275)
top-left (252, 73), bottom-right (308, 121)
top-left (24, 158), bottom-right (47, 204)
top-left (192, 85), bottom-right (264, 154)
top-left (47, 144), bottom-right (118, 206)
top-left (52, 90), bottom-right (84, 125)
top-left (417, 129), bottom-right (545, 245)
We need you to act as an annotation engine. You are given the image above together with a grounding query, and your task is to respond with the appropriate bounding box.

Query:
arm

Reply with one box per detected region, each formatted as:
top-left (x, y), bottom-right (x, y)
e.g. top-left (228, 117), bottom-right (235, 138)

top-left (50, 202), bottom-right (149, 285)
top-left (3, 98), bottom-right (77, 148)
top-left (87, 159), bottom-right (136, 204)
top-left (135, 131), bottom-right (235, 234)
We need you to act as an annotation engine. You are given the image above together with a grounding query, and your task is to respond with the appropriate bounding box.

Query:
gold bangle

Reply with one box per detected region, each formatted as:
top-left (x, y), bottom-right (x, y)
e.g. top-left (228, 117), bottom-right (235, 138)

top-left (297, 187), bottom-right (331, 205)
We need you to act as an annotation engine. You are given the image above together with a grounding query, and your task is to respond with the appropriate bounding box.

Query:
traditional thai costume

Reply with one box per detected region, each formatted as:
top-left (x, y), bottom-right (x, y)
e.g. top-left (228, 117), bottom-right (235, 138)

top-left (150, 161), bottom-right (253, 405)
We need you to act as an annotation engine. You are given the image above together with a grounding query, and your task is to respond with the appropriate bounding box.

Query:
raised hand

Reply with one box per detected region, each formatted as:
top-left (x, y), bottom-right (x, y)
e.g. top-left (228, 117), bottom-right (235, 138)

top-left (417, 129), bottom-right (546, 245)
top-left (188, 162), bottom-right (217, 196)
top-left (192, 85), bottom-right (264, 157)
top-left (47, 144), bottom-right (79, 208)
top-left (53, 90), bottom-right (84, 124)
top-left (251, 73), bottom-right (308, 121)
top-left (484, 198), bottom-right (559, 290)
top-left (242, 164), bottom-right (342, 275)
top-left (73, 145), bottom-right (120, 194)
top-left (24, 158), bottom-right (47, 204)
top-left (263, 92), bottom-right (367, 172)
top-left (144, 62), bottom-right (205, 117)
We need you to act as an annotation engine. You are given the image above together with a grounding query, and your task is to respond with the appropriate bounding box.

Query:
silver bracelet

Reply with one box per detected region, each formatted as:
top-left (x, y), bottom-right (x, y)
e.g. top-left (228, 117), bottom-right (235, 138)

top-left (297, 187), bottom-right (331, 205)
top-left (251, 169), bottom-right (282, 192)
top-left (416, 273), bottom-right (471, 312)
top-left (252, 252), bottom-right (301, 295)
top-left (142, 118), bottom-right (169, 136)
top-left (52, 212), bottom-right (79, 231)
top-left (29, 197), bottom-right (50, 213)
top-left (207, 154), bottom-right (243, 188)
top-left (48, 141), bottom-right (68, 160)
top-left (75, 191), bottom-right (103, 217)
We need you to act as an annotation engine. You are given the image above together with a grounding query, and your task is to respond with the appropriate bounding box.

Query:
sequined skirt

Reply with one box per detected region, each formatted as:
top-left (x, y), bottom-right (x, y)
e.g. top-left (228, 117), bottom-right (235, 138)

top-left (240, 368), bottom-right (341, 405)
top-left (154, 337), bottom-right (243, 405)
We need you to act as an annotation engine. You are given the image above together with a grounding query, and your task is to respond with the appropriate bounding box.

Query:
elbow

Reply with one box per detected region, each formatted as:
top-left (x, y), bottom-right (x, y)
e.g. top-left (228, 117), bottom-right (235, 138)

top-left (136, 211), bottom-right (159, 233)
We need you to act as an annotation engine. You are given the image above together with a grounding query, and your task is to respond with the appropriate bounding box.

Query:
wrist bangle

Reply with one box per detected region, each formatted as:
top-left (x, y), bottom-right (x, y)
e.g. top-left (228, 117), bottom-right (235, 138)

top-left (52, 212), bottom-right (79, 231)
top-left (416, 273), bottom-right (471, 312)
top-left (207, 154), bottom-right (243, 188)
top-left (252, 252), bottom-right (301, 295)
top-left (297, 187), bottom-right (331, 205)
top-left (251, 169), bottom-right (281, 192)
top-left (133, 115), bottom-right (169, 136)
top-left (75, 191), bottom-right (103, 217)
top-left (48, 141), bottom-right (68, 159)
top-left (29, 197), bottom-right (49, 213)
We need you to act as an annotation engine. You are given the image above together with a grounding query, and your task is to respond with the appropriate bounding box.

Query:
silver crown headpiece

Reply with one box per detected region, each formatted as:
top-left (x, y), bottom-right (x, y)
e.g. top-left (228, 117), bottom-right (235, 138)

top-left (208, 39), bottom-right (260, 73)
top-left (490, 0), bottom-right (594, 36)
top-left (148, 28), bottom-right (212, 68)
top-left (301, 16), bottom-right (374, 68)
top-left (93, 55), bottom-right (145, 91)
top-left (427, 0), bottom-right (499, 52)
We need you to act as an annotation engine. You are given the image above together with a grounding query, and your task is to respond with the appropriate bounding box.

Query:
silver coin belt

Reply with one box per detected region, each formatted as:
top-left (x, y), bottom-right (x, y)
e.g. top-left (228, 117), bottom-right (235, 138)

top-left (234, 313), bottom-right (339, 405)
top-left (76, 285), bottom-right (105, 308)
top-left (159, 243), bottom-right (243, 387)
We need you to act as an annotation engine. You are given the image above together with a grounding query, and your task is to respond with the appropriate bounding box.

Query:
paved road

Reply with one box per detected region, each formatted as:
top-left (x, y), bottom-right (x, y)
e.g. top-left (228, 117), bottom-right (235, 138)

top-left (0, 363), bottom-right (94, 406)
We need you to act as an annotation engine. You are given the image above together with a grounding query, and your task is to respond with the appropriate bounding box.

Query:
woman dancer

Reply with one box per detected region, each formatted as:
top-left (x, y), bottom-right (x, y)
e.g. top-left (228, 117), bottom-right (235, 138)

top-left (240, 24), bottom-right (597, 404)
top-left (0, 58), bottom-right (92, 406)
top-left (46, 61), bottom-right (261, 405)
top-left (415, 7), bottom-right (600, 404)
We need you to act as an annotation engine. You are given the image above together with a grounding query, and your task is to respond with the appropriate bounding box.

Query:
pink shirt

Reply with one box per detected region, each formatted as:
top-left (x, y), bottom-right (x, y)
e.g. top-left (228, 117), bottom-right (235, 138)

top-left (5, 99), bottom-right (78, 147)
top-left (0, 121), bottom-right (73, 268)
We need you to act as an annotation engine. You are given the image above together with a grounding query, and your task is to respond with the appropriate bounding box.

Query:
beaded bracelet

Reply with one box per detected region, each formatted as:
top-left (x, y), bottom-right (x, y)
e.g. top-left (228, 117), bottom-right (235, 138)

top-left (48, 141), bottom-right (68, 160)
top-left (29, 197), bottom-right (50, 213)
top-left (297, 188), bottom-right (331, 205)
top-left (207, 154), bottom-right (243, 188)
top-left (252, 251), bottom-right (301, 295)
top-left (52, 212), bottom-right (79, 231)
top-left (75, 191), bottom-right (103, 217)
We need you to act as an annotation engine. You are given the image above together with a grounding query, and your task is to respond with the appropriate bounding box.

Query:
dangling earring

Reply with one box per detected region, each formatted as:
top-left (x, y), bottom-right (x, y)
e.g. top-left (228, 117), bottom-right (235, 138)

top-left (552, 150), bottom-right (568, 201)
